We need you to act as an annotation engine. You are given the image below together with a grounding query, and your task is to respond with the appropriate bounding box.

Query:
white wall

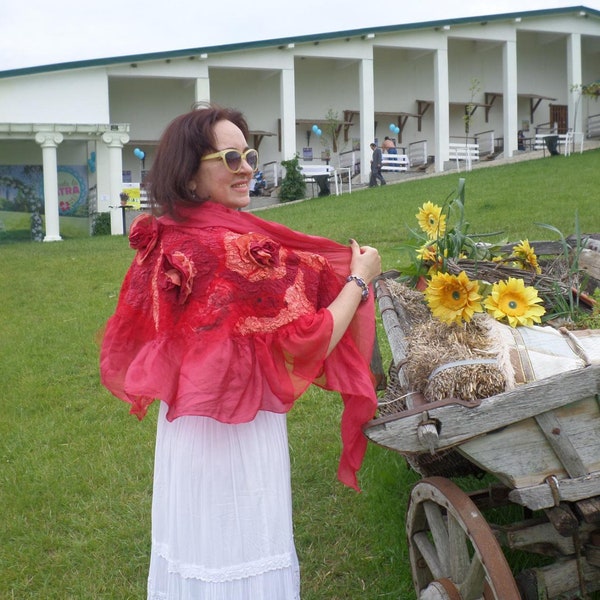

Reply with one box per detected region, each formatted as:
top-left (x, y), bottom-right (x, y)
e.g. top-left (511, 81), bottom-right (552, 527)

top-left (210, 67), bottom-right (282, 163)
top-left (109, 77), bottom-right (197, 141)
top-left (0, 69), bottom-right (110, 123)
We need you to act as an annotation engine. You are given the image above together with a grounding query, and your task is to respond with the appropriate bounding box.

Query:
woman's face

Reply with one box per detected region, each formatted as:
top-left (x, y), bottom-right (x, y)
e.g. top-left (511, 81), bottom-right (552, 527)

top-left (190, 119), bottom-right (254, 209)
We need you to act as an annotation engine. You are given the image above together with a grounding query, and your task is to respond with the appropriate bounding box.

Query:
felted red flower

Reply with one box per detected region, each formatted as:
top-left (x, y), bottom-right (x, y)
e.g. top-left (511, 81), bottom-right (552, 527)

top-left (129, 214), bottom-right (159, 263)
top-left (240, 233), bottom-right (281, 268)
top-left (161, 251), bottom-right (197, 304)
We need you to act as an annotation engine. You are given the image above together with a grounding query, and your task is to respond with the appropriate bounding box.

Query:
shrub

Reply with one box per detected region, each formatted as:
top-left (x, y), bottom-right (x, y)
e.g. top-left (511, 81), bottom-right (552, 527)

top-left (92, 212), bottom-right (111, 236)
top-left (279, 155), bottom-right (306, 202)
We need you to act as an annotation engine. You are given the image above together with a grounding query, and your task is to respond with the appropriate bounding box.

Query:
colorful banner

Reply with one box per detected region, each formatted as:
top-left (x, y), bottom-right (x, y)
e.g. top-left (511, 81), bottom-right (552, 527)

top-left (0, 165), bottom-right (88, 216)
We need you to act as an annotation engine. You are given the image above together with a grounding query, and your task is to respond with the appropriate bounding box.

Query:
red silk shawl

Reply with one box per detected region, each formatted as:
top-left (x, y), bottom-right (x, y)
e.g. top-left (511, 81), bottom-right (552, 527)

top-left (100, 201), bottom-right (377, 490)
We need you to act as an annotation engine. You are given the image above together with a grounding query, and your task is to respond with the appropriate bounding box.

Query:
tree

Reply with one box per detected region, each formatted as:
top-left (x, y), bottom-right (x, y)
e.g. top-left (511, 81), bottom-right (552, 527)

top-left (463, 78), bottom-right (481, 138)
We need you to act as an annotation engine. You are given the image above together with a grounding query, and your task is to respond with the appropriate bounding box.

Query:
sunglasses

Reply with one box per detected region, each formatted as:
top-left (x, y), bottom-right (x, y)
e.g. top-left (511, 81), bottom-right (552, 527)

top-left (201, 148), bottom-right (259, 173)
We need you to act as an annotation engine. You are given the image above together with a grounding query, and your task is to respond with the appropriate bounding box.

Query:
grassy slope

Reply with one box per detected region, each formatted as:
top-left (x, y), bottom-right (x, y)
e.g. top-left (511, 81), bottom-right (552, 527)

top-left (1, 150), bottom-right (599, 598)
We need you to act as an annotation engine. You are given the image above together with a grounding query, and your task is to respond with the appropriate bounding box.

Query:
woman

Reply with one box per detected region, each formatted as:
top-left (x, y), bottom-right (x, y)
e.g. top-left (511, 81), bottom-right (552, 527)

top-left (100, 104), bottom-right (381, 599)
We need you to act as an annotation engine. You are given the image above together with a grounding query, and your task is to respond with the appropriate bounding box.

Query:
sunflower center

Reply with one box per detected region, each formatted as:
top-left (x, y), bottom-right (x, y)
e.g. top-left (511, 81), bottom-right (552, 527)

top-left (508, 300), bottom-right (518, 309)
top-left (452, 290), bottom-right (461, 300)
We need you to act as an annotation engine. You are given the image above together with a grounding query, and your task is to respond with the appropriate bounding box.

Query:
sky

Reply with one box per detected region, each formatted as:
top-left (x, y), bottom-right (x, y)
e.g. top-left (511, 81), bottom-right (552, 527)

top-left (2, 0), bottom-right (600, 72)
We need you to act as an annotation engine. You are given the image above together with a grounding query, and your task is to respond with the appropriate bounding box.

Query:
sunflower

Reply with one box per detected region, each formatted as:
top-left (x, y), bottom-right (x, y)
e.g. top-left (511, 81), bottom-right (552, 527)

top-left (424, 271), bottom-right (483, 325)
top-left (416, 243), bottom-right (437, 263)
top-left (484, 277), bottom-right (545, 327)
top-left (416, 201), bottom-right (447, 239)
top-left (512, 239), bottom-right (541, 274)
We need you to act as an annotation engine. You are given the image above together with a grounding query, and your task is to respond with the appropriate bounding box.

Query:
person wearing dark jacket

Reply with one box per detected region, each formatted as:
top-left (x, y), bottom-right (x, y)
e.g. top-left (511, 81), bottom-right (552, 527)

top-left (369, 142), bottom-right (386, 187)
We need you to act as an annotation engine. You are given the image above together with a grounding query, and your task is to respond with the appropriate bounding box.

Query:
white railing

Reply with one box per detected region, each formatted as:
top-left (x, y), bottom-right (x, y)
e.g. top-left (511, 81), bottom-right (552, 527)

top-left (473, 130), bottom-right (495, 156)
top-left (534, 131), bottom-right (584, 156)
top-left (587, 114), bottom-right (600, 138)
top-left (338, 150), bottom-right (359, 175)
top-left (261, 161), bottom-right (280, 188)
top-left (381, 153), bottom-right (409, 172)
top-left (408, 140), bottom-right (428, 167)
top-left (449, 142), bottom-right (479, 171)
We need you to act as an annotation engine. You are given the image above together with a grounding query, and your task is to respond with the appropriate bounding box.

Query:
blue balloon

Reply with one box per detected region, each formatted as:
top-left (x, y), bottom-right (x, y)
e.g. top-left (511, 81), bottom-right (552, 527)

top-left (134, 148), bottom-right (145, 160)
top-left (389, 123), bottom-right (395, 132)
top-left (312, 124), bottom-right (319, 133)
top-left (394, 126), bottom-right (400, 135)
top-left (316, 128), bottom-right (322, 136)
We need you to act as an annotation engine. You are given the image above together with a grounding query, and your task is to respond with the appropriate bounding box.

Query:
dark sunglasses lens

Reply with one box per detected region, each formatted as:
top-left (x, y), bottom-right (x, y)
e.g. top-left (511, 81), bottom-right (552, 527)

top-left (224, 151), bottom-right (243, 172)
top-left (246, 150), bottom-right (258, 170)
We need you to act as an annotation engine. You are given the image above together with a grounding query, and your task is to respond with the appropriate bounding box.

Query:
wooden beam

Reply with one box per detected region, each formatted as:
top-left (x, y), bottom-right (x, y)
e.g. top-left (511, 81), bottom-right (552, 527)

top-left (416, 100), bottom-right (433, 132)
top-left (248, 130), bottom-right (276, 151)
top-left (484, 92), bottom-right (502, 122)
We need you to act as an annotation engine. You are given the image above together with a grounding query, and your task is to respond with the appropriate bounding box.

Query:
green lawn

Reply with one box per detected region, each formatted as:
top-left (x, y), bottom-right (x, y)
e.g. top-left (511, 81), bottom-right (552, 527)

top-left (1, 150), bottom-right (599, 599)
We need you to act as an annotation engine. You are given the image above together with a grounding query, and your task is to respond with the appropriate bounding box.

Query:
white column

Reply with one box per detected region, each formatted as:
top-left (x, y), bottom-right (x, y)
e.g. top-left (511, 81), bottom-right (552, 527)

top-left (101, 132), bottom-right (130, 235)
top-left (194, 63), bottom-right (210, 103)
top-left (567, 33), bottom-right (583, 134)
top-left (503, 39), bottom-right (518, 158)
top-left (359, 57), bottom-right (375, 185)
top-left (433, 46), bottom-right (449, 173)
top-left (35, 131), bottom-right (64, 242)
top-left (280, 67), bottom-right (296, 161)
top-left (194, 77), bottom-right (210, 103)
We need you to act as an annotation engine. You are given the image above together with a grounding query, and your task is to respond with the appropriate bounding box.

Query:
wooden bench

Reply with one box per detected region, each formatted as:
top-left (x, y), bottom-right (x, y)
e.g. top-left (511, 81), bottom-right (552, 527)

top-left (381, 153), bottom-right (409, 172)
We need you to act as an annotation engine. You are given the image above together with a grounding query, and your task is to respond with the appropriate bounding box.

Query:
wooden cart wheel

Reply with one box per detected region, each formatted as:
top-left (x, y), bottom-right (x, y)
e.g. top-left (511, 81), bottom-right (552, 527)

top-left (406, 476), bottom-right (521, 600)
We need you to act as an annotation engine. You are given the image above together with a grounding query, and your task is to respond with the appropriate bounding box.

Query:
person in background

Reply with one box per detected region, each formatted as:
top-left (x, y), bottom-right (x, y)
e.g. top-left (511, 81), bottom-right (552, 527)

top-left (100, 103), bottom-right (381, 600)
top-left (382, 136), bottom-right (397, 154)
top-left (369, 141), bottom-right (386, 187)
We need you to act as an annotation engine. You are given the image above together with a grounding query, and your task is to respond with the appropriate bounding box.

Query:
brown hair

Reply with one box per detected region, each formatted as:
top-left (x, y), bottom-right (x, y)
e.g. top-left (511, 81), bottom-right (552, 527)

top-left (146, 103), bottom-right (250, 217)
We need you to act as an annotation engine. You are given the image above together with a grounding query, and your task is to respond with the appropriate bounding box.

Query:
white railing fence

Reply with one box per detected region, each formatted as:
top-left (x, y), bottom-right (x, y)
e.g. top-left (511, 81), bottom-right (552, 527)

top-left (408, 140), bottom-right (428, 167)
top-left (473, 130), bottom-right (495, 156)
top-left (587, 113), bottom-right (600, 138)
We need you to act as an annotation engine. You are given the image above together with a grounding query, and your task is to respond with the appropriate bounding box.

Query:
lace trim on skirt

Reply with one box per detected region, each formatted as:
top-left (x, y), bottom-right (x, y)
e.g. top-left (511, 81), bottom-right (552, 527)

top-left (154, 541), bottom-right (293, 582)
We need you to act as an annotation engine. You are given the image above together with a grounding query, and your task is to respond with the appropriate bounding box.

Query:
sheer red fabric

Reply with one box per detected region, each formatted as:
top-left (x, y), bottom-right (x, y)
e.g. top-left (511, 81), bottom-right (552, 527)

top-left (100, 201), bottom-right (377, 490)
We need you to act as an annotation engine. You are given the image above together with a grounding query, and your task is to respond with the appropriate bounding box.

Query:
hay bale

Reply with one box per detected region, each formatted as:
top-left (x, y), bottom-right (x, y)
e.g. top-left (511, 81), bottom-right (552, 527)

top-left (387, 281), bottom-right (509, 403)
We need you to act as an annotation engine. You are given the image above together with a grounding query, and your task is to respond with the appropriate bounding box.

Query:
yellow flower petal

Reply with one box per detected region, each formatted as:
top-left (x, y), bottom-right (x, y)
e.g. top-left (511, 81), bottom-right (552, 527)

top-left (416, 201), bottom-right (447, 240)
top-left (484, 277), bottom-right (545, 327)
top-left (416, 243), bottom-right (437, 263)
top-left (512, 239), bottom-right (541, 274)
top-left (424, 271), bottom-right (483, 325)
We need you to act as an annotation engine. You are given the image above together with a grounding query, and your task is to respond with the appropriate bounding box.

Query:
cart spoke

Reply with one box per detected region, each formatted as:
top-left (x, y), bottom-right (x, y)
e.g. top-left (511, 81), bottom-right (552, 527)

top-left (447, 512), bottom-right (471, 582)
top-left (458, 554), bottom-right (485, 600)
top-left (424, 500), bottom-right (450, 572)
top-left (413, 531), bottom-right (445, 579)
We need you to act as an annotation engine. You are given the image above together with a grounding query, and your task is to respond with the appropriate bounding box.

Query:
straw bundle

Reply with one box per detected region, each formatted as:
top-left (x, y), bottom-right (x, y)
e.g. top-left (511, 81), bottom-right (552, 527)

top-left (386, 280), bottom-right (510, 403)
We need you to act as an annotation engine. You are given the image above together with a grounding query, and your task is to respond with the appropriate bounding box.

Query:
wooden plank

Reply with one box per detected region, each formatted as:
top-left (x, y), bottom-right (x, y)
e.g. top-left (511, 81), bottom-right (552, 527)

top-left (456, 396), bottom-right (600, 488)
top-left (579, 248), bottom-right (600, 280)
top-left (518, 556), bottom-right (600, 598)
top-left (534, 411), bottom-right (588, 478)
top-left (576, 496), bottom-right (600, 524)
top-left (508, 472), bottom-right (600, 510)
top-left (496, 518), bottom-right (581, 555)
top-left (375, 278), bottom-right (410, 370)
top-left (364, 364), bottom-right (600, 454)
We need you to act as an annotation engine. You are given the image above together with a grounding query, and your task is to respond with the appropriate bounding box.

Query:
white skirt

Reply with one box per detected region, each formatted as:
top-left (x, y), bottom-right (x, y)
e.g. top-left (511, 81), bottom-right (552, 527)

top-left (147, 402), bottom-right (300, 600)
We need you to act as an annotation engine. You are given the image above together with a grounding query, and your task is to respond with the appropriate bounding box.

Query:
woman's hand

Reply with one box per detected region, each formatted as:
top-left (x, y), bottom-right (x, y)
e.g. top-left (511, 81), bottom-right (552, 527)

top-left (348, 238), bottom-right (381, 284)
top-left (325, 239), bottom-right (381, 355)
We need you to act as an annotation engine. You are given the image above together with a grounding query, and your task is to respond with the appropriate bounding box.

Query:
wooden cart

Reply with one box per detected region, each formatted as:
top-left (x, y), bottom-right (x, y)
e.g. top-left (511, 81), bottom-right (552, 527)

top-left (364, 277), bottom-right (600, 600)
